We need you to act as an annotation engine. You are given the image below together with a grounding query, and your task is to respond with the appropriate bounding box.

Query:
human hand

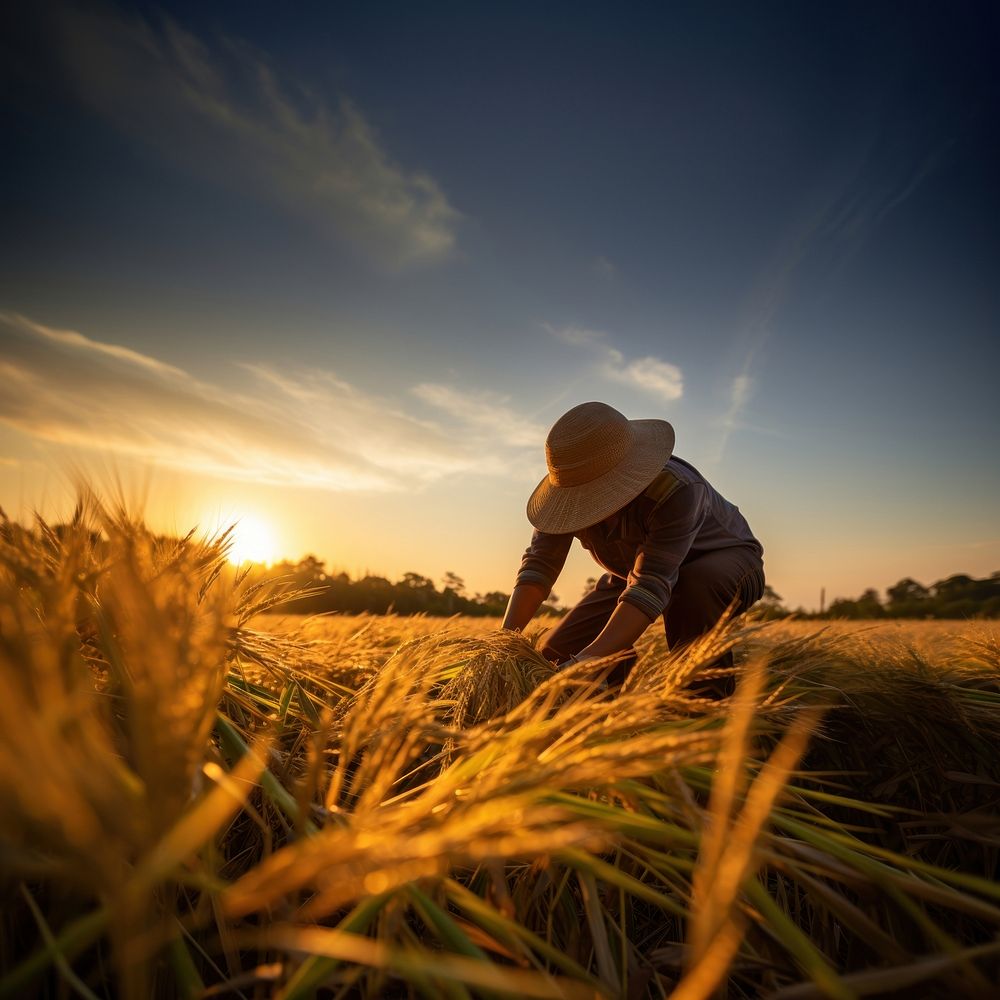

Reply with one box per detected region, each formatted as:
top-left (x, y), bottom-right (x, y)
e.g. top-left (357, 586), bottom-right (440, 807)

top-left (556, 651), bottom-right (609, 689)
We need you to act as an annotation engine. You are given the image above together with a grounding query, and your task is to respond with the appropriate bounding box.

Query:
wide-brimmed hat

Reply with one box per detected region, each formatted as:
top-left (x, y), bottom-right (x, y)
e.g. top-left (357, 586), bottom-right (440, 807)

top-left (526, 401), bottom-right (675, 533)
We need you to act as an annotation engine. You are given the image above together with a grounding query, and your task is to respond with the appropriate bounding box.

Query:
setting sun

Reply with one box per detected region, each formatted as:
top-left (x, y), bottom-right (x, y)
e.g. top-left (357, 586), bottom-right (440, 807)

top-left (227, 514), bottom-right (279, 565)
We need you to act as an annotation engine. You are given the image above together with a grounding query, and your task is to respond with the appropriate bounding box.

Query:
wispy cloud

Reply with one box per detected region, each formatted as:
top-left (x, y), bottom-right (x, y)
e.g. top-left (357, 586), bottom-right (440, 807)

top-left (711, 122), bottom-right (954, 465)
top-left (709, 372), bottom-right (754, 463)
top-left (824, 139), bottom-right (956, 249)
top-left (728, 373), bottom-right (753, 414)
top-left (601, 349), bottom-right (683, 402)
top-left (0, 312), bottom-right (511, 491)
top-left (542, 323), bottom-right (604, 348)
top-left (50, 5), bottom-right (460, 268)
top-left (544, 324), bottom-right (684, 404)
top-left (411, 384), bottom-right (547, 449)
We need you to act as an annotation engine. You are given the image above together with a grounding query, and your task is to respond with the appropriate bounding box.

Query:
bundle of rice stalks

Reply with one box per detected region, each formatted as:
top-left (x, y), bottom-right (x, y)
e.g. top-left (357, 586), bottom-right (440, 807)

top-left (437, 631), bottom-right (556, 729)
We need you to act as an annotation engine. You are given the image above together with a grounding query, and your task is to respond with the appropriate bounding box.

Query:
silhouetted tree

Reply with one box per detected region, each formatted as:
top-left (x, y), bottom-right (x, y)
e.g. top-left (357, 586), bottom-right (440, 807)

top-left (441, 571), bottom-right (466, 612)
top-left (541, 591), bottom-right (563, 615)
top-left (856, 588), bottom-right (884, 617)
top-left (238, 554), bottom-right (1000, 621)
top-left (473, 590), bottom-right (511, 616)
top-left (757, 584), bottom-right (788, 620)
top-left (886, 578), bottom-right (931, 617)
top-left (827, 596), bottom-right (861, 619)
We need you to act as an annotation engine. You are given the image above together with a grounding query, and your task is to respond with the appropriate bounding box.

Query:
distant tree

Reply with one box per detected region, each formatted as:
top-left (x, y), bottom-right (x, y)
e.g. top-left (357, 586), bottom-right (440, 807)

top-left (582, 577), bottom-right (597, 598)
top-left (934, 574), bottom-right (976, 600)
top-left (244, 553), bottom-right (1000, 621)
top-left (757, 584), bottom-right (788, 619)
top-left (886, 577), bottom-right (930, 617)
top-left (827, 588), bottom-right (882, 619)
top-left (441, 571), bottom-right (466, 612)
top-left (295, 555), bottom-right (328, 587)
top-left (826, 596), bottom-right (861, 619)
top-left (357, 574), bottom-right (394, 614)
top-left (856, 588), bottom-right (884, 617)
top-left (541, 591), bottom-right (564, 616)
top-left (474, 590), bottom-right (511, 616)
top-left (933, 573), bottom-right (1000, 617)
top-left (887, 578), bottom-right (930, 604)
top-left (395, 571), bottom-right (437, 613)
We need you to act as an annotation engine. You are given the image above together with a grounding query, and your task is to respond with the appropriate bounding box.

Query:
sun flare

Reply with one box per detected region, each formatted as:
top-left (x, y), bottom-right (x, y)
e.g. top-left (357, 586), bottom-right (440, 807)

top-left (227, 515), bottom-right (279, 565)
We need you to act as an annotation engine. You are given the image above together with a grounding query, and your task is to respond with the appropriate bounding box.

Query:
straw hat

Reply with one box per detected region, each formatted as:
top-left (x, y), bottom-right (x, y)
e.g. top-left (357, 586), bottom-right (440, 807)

top-left (526, 401), bottom-right (675, 533)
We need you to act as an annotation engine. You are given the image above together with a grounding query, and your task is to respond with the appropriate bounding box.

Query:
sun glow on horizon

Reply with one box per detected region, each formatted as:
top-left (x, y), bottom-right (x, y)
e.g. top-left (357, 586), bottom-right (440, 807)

top-left (226, 514), bottom-right (280, 566)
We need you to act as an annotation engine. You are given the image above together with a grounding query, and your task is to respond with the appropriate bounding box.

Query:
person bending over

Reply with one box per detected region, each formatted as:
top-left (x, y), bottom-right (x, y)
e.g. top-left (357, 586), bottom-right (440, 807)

top-left (501, 401), bottom-right (765, 694)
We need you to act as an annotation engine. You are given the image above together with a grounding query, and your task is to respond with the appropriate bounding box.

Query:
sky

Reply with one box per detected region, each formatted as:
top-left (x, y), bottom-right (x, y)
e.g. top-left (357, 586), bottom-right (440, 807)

top-left (1, 0), bottom-right (998, 611)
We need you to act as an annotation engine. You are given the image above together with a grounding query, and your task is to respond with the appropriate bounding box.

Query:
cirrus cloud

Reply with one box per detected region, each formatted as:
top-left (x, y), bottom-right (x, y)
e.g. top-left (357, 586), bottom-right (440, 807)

top-left (544, 323), bottom-right (684, 403)
top-left (410, 384), bottom-right (547, 449)
top-left (600, 349), bottom-right (683, 401)
top-left (47, 4), bottom-right (460, 269)
top-left (0, 312), bottom-right (520, 491)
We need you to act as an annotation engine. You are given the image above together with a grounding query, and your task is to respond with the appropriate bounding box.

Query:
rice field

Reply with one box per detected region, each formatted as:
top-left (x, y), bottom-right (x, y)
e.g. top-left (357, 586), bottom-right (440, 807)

top-left (263, 613), bottom-right (990, 665)
top-left (1, 499), bottom-right (999, 999)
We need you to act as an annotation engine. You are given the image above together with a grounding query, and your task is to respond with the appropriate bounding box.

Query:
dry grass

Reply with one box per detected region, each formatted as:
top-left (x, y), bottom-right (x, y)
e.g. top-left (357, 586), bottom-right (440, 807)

top-left (1, 497), bottom-right (998, 999)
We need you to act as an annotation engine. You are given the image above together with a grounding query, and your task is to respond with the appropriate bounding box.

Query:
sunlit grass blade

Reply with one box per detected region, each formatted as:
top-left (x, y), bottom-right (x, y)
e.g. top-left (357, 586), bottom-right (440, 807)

top-left (277, 893), bottom-right (394, 1000)
top-left (262, 924), bottom-right (604, 999)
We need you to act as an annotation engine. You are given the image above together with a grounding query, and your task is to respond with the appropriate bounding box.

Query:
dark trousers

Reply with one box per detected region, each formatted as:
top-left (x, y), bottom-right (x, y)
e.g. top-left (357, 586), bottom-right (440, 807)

top-left (539, 546), bottom-right (765, 693)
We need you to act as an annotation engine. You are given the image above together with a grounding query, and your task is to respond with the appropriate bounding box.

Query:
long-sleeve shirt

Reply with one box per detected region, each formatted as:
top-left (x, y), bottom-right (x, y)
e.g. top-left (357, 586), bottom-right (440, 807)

top-left (515, 455), bottom-right (764, 621)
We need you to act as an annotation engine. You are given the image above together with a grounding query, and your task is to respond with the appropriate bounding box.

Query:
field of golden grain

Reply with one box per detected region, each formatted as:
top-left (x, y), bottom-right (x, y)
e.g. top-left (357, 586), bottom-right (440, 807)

top-left (262, 612), bottom-right (992, 661)
top-left (2, 502), bottom-right (999, 999)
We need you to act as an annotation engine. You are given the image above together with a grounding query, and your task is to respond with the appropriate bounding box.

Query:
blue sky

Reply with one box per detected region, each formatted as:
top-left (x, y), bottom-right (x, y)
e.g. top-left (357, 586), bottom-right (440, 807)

top-left (1, 0), bottom-right (997, 610)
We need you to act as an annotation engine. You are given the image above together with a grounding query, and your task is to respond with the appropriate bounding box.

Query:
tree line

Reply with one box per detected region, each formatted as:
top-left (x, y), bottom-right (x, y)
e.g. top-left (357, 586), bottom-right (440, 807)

top-left (248, 557), bottom-right (564, 618)
top-left (252, 560), bottom-right (1000, 620)
top-left (30, 517), bottom-right (998, 620)
top-left (759, 572), bottom-right (1000, 620)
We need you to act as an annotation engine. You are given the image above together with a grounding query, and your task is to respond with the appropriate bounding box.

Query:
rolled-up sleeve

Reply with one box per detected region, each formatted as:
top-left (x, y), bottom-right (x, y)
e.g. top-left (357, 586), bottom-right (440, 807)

top-left (618, 484), bottom-right (708, 620)
top-left (514, 528), bottom-right (573, 597)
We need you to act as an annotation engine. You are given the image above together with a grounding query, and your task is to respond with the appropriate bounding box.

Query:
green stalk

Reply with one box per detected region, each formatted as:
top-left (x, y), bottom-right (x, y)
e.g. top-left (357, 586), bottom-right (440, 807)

top-left (775, 814), bottom-right (1000, 911)
top-left (577, 869), bottom-right (617, 992)
top-left (556, 846), bottom-right (689, 918)
top-left (745, 879), bottom-right (856, 1000)
top-left (407, 885), bottom-right (490, 961)
top-left (0, 902), bottom-right (108, 999)
top-left (168, 932), bottom-right (205, 1000)
top-left (279, 893), bottom-right (392, 1000)
top-left (443, 879), bottom-right (604, 990)
top-left (215, 712), bottom-right (318, 835)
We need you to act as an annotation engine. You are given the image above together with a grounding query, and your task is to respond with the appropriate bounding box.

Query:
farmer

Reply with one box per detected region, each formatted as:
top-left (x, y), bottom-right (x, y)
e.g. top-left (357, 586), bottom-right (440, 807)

top-left (501, 401), bottom-right (765, 694)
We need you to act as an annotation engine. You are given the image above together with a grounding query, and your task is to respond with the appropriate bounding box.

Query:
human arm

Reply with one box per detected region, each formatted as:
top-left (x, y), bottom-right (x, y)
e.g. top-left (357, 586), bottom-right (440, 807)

top-left (570, 600), bottom-right (652, 662)
top-left (502, 528), bottom-right (573, 631)
top-left (500, 582), bottom-right (548, 631)
top-left (615, 482), bottom-right (708, 621)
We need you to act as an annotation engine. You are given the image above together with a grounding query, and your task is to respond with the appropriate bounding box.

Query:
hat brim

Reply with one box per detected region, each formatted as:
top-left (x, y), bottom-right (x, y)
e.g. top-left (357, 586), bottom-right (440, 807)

top-left (526, 419), bottom-right (675, 534)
